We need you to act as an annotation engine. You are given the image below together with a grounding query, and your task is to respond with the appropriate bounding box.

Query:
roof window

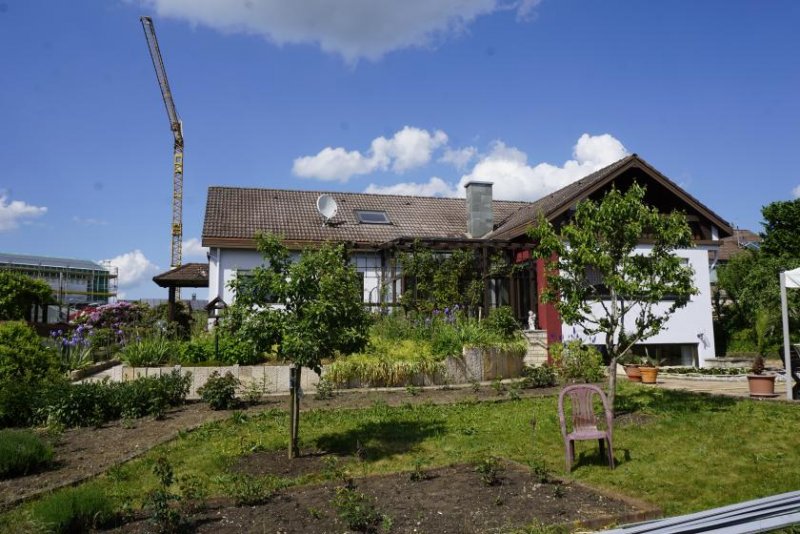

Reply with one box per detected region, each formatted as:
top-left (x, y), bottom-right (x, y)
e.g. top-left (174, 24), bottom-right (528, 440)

top-left (355, 210), bottom-right (391, 224)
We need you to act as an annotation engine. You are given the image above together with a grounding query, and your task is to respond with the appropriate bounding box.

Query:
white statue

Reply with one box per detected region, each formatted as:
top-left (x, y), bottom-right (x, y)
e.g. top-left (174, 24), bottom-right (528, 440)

top-left (527, 310), bottom-right (537, 331)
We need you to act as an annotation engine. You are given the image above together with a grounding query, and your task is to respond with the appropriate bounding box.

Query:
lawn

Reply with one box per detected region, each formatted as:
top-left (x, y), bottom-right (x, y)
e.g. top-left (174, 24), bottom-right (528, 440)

top-left (3, 383), bottom-right (800, 531)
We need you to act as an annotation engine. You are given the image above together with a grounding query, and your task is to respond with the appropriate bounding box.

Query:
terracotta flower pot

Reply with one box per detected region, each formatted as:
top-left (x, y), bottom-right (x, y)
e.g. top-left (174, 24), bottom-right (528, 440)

top-left (640, 366), bottom-right (659, 384)
top-left (624, 365), bottom-right (642, 382)
top-left (747, 374), bottom-right (777, 398)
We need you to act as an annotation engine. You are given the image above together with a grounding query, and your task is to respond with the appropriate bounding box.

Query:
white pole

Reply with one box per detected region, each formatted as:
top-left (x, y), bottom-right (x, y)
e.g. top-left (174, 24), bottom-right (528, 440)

top-left (780, 272), bottom-right (793, 400)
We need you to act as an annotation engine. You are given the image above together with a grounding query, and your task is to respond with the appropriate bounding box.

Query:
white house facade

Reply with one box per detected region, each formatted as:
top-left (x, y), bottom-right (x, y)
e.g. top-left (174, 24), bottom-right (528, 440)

top-left (199, 154), bottom-right (733, 366)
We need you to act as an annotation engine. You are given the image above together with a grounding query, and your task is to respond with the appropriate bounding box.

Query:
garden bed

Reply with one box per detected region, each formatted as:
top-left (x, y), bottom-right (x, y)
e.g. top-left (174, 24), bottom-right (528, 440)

top-left (115, 460), bottom-right (658, 533)
top-left (0, 383), bottom-right (559, 512)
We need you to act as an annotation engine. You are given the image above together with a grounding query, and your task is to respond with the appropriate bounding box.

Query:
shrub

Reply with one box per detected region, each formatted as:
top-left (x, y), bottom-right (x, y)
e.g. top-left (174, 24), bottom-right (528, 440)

top-left (121, 336), bottom-right (177, 367)
top-left (227, 475), bottom-right (280, 506)
top-left (483, 306), bottom-right (520, 340)
top-left (315, 377), bottom-right (335, 400)
top-left (0, 321), bottom-right (61, 427)
top-left (198, 371), bottom-right (239, 410)
top-left (29, 484), bottom-right (117, 533)
top-left (331, 486), bottom-right (383, 533)
top-left (218, 334), bottom-right (261, 365)
top-left (178, 335), bottom-right (214, 364)
top-left (474, 456), bottom-right (504, 486)
top-left (550, 340), bottom-right (605, 383)
top-left (44, 371), bottom-right (191, 428)
top-left (0, 429), bottom-right (54, 478)
top-left (45, 380), bottom-right (120, 428)
top-left (521, 364), bottom-right (558, 388)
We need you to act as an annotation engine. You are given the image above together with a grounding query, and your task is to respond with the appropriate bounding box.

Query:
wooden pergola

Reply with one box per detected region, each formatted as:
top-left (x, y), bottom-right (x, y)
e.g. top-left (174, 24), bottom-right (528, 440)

top-left (375, 237), bottom-right (538, 321)
top-left (152, 263), bottom-right (209, 321)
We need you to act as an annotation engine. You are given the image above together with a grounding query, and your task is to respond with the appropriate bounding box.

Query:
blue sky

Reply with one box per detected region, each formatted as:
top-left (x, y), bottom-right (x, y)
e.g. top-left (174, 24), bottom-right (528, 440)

top-left (1, 0), bottom-right (798, 299)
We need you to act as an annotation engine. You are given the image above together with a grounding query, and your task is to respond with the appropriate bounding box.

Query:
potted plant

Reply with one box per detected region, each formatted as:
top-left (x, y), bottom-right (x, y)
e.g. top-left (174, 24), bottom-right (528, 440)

top-left (746, 355), bottom-right (777, 398)
top-left (639, 354), bottom-right (662, 385)
top-left (621, 353), bottom-right (643, 383)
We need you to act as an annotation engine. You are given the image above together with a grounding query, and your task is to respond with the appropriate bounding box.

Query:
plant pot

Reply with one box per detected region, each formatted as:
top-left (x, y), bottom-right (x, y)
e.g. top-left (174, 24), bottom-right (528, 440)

top-left (747, 374), bottom-right (777, 398)
top-left (624, 365), bottom-right (642, 382)
top-left (640, 366), bottom-right (659, 384)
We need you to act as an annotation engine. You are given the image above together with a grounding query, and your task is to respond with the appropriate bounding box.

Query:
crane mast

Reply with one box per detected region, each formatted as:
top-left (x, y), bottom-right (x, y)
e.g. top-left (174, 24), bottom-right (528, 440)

top-left (141, 16), bottom-right (183, 273)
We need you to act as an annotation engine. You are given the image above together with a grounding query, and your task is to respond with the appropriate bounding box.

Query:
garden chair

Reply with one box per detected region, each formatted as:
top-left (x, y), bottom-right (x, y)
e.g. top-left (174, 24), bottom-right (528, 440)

top-left (557, 384), bottom-right (615, 471)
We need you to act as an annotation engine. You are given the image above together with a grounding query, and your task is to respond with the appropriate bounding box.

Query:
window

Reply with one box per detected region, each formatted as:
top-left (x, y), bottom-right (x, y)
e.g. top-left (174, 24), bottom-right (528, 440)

top-left (355, 210), bottom-right (391, 224)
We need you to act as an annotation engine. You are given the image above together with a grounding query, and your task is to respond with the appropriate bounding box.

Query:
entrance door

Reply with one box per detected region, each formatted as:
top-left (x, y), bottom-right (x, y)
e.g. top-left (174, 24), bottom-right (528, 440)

top-left (513, 263), bottom-right (535, 325)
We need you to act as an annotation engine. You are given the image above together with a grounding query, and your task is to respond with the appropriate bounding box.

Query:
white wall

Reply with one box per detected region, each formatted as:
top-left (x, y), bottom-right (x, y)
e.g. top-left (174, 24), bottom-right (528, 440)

top-left (208, 247), bottom-right (386, 306)
top-left (563, 247), bottom-right (717, 365)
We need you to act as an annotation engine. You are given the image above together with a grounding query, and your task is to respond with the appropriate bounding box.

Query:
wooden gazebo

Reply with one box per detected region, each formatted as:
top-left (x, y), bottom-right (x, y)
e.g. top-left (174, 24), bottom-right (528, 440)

top-left (152, 263), bottom-right (209, 321)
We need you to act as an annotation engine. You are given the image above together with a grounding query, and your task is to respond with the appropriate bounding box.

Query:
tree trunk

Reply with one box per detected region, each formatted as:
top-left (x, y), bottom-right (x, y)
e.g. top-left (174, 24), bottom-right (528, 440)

top-left (288, 366), bottom-right (301, 459)
top-left (607, 356), bottom-right (617, 418)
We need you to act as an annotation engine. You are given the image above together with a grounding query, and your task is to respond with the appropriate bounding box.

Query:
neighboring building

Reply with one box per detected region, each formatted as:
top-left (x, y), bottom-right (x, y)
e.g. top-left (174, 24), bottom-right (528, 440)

top-left (0, 252), bottom-right (118, 321)
top-left (201, 154), bottom-right (733, 366)
top-left (709, 228), bottom-right (762, 284)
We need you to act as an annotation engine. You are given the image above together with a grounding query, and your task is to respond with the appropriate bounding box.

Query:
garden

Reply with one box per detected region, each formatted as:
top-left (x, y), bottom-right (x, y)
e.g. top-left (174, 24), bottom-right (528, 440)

top-left (2, 382), bottom-right (800, 533)
top-left (2, 193), bottom-right (800, 532)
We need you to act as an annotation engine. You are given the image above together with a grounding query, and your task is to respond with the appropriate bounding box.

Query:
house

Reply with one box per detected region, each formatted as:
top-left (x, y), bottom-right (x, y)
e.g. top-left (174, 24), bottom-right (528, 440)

top-left (0, 252), bottom-right (118, 322)
top-left (200, 154), bottom-right (733, 366)
top-left (709, 228), bottom-right (761, 284)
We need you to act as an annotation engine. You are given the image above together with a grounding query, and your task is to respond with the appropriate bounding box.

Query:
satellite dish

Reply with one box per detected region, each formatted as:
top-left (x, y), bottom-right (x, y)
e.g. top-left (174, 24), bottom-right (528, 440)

top-left (316, 194), bottom-right (338, 225)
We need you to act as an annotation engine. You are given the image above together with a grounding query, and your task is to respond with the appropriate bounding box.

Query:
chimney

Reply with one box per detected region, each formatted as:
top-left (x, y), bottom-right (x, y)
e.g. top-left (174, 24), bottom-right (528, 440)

top-left (465, 181), bottom-right (493, 238)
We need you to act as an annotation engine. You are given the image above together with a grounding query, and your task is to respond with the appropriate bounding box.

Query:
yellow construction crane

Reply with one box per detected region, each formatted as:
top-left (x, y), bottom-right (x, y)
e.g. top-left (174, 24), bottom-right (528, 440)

top-left (140, 16), bottom-right (184, 275)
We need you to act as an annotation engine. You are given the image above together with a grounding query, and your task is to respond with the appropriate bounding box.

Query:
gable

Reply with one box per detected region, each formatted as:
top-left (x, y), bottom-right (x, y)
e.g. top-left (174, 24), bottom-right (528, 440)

top-left (490, 154), bottom-right (733, 242)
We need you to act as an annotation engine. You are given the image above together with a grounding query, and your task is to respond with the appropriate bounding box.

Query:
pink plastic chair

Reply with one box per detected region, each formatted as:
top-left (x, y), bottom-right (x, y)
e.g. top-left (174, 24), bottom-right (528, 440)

top-left (557, 384), bottom-right (615, 471)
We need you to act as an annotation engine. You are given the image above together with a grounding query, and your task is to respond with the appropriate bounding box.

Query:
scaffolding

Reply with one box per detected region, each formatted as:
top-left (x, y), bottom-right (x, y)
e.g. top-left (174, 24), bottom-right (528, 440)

top-left (0, 253), bottom-right (118, 322)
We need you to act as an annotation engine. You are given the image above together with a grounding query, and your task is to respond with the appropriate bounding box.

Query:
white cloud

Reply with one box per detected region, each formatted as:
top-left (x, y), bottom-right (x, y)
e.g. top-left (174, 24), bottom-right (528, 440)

top-left (72, 216), bottom-right (108, 226)
top-left (457, 133), bottom-right (628, 201)
top-left (182, 237), bottom-right (209, 259)
top-left (792, 185), bottom-right (800, 199)
top-left (365, 176), bottom-right (459, 197)
top-left (100, 250), bottom-right (159, 289)
top-left (293, 126), bottom-right (448, 182)
top-left (363, 133), bottom-right (628, 201)
top-left (439, 146), bottom-right (477, 170)
top-left (136, 0), bottom-right (538, 63)
top-left (0, 194), bottom-right (47, 231)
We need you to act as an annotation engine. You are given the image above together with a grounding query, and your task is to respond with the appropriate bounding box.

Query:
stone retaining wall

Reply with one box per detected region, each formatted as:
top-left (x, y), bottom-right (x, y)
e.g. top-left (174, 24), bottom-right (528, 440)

top-left (115, 346), bottom-right (527, 398)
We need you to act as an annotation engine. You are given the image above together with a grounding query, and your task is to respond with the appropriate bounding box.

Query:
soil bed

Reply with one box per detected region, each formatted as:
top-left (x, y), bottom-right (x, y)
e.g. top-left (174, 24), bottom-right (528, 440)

top-left (115, 461), bottom-right (655, 533)
top-left (0, 384), bottom-right (558, 511)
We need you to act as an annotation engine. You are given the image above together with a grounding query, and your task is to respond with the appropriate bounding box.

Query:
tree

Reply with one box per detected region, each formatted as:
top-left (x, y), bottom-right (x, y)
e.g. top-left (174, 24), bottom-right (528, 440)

top-left (528, 185), bottom-right (697, 411)
top-left (760, 198), bottom-right (800, 258)
top-left (227, 233), bottom-right (370, 458)
top-left (715, 198), bottom-right (800, 354)
top-left (0, 271), bottom-right (53, 321)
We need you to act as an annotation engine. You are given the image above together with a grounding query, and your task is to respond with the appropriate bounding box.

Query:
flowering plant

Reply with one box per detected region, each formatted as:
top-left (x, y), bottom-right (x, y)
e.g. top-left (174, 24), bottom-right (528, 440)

top-left (49, 324), bottom-right (93, 371)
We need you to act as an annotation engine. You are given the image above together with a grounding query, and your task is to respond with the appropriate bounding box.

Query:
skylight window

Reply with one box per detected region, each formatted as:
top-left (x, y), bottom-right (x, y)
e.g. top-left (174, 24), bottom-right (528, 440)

top-left (355, 210), bottom-right (391, 224)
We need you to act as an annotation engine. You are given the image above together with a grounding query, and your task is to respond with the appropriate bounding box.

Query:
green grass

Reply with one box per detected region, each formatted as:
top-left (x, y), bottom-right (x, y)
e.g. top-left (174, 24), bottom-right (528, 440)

top-left (0, 430), bottom-right (53, 479)
top-left (26, 485), bottom-right (117, 533)
top-left (3, 383), bottom-right (800, 530)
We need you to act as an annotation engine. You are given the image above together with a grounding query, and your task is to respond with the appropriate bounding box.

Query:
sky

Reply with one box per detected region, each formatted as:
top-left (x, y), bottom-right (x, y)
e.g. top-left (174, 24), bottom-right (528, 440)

top-left (0, 0), bottom-right (798, 299)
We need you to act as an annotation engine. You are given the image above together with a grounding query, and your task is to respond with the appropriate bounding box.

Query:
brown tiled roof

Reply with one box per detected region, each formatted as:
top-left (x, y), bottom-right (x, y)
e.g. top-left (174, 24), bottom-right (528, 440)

top-left (489, 154), bottom-right (733, 240)
top-left (717, 229), bottom-right (761, 262)
top-left (202, 187), bottom-right (529, 248)
top-left (153, 263), bottom-right (209, 288)
top-left (202, 155), bottom-right (733, 248)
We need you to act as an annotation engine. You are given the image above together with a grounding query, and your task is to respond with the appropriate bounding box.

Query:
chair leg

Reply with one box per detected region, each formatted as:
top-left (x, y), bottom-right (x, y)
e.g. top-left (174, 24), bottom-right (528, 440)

top-left (598, 438), bottom-right (605, 459)
top-left (565, 440), bottom-right (575, 472)
top-left (606, 437), bottom-right (615, 469)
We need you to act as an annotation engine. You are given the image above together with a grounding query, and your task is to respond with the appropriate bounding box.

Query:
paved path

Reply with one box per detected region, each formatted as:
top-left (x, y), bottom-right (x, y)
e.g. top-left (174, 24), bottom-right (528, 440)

top-left (654, 374), bottom-right (791, 400)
